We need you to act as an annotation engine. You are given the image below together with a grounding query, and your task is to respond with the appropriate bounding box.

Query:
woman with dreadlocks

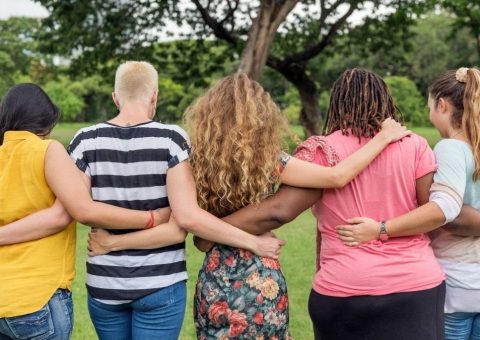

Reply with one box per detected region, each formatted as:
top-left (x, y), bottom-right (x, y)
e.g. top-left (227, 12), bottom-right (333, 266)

top-left (218, 68), bottom-right (446, 340)
top-left (336, 67), bottom-right (480, 339)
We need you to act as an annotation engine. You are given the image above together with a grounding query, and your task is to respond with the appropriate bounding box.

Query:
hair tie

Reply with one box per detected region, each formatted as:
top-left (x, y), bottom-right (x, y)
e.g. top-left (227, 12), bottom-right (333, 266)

top-left (456, 67), bottom-right (469, 83)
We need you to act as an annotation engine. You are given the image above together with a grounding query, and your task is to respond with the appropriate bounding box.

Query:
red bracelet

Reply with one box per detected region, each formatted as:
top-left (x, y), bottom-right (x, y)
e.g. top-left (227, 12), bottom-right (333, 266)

top-left (145, 210), bottom-right (154, 229)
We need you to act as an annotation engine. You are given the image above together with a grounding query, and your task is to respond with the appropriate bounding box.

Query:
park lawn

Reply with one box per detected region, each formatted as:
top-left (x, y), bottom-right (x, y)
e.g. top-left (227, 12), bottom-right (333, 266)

top-left (50, 123), bottom-right (441, 339)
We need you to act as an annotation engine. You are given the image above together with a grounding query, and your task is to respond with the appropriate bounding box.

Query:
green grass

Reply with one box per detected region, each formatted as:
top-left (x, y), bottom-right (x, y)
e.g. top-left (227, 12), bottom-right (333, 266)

top-left (50, 123), bottom-right (91, 146)
top-left (410, 125), bottom-right (442, 147)
top-left (50, 123), bottom-right (441, 340)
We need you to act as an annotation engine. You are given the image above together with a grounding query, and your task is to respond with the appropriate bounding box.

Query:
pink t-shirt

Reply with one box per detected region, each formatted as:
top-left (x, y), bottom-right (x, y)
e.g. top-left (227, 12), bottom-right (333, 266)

top-left (295, 131), bottom-right (445, 297)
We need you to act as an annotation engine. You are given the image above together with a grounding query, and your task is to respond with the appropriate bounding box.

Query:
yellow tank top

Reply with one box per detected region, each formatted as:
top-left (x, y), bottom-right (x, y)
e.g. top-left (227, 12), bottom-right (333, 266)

top-left (0, 131), bottom-right (76, 317)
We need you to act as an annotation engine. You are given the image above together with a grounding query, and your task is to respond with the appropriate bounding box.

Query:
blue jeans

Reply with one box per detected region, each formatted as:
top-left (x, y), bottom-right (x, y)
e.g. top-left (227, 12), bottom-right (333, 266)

top-left (88, 280), bottom-right (186, 340)
top-left (0, 289), bottom-right (73, 340)
top-left (445, 312), bottom-right (480, 340)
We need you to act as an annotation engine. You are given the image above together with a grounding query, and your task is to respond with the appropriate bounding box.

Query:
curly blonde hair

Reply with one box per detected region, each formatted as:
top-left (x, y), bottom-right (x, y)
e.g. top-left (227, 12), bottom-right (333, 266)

top-left (184, 73), bottom-right (290, 217)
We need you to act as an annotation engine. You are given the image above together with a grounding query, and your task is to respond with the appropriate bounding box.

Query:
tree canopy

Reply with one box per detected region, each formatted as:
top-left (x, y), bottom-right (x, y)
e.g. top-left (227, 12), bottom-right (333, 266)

top-left (0, 2), bottom-right (478, 127)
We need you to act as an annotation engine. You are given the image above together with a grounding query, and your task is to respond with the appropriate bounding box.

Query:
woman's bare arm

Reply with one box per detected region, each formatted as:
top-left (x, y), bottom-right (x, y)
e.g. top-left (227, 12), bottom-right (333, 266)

top-left (166, 161), bottom-right (285, 259)
top-left (0, 199), bottom-right (72, 245)
top-left (443, 205), bottom-right (480, 236)
top-left (281, 118), bottom-right (411, 189)
top-left (44, 141), bottom-right (162, 229)
top-left (336, 172), bottom-right (447, 245)
top-left (87, 215), bottom-right (187, 256)
top-left (194, 185), bottom-right (323, 252)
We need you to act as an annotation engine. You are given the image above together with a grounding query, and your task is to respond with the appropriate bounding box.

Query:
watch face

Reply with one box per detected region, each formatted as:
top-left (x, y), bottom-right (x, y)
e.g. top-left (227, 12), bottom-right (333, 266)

top-left (379, 233), bottom-right (389, 242)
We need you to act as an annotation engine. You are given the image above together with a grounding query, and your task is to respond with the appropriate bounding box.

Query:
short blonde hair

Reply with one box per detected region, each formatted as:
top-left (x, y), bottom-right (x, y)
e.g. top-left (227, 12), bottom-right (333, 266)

top-left (114, 61), bottom-right (158, 105)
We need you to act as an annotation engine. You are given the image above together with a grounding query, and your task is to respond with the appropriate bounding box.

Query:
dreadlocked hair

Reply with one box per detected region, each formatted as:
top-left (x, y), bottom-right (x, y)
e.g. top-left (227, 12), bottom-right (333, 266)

top-left (323, 68), bottom-right (401, 138)
top-left (184, 73), bottom-right (291, 217)
top-left (429, 68), bottom-right (480, 180)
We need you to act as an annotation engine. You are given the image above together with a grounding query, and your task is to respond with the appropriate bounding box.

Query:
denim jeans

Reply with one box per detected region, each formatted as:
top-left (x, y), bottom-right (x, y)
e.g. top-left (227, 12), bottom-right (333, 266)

top-left (445, 312), bottom-right (480, 340)
top-left (88, 280), bottom-right (186, 340)
top-left (0, 289), bottom-right (73, 340)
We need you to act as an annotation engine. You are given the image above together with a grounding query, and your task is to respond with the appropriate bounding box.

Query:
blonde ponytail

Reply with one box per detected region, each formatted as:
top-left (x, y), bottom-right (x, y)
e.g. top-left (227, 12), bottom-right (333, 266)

top-left (462, 68), bottom-right (480, 180)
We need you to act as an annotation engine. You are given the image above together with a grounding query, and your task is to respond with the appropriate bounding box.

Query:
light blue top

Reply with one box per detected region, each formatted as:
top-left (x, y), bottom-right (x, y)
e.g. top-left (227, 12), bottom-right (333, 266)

top-left (433, 139), bottom-right (480, 209)
top-left (430, 139), bottom-right (480, 313)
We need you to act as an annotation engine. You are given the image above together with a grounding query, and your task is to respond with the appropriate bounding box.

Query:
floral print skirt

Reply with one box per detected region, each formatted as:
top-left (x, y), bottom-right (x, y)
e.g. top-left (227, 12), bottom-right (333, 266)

top-left (194, 245), bottom-right (289, 339)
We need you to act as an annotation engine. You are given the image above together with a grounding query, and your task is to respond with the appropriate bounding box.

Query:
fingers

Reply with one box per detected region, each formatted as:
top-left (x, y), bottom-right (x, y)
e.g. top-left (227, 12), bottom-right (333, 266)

top-left (345, 216), bottom-right (366, 224)
top-left (278, 239), bottom-right (286, 246)
top-left (335, 227), bottom-right (354, 236)
top-left (269, 252), bottom-right (279, 260)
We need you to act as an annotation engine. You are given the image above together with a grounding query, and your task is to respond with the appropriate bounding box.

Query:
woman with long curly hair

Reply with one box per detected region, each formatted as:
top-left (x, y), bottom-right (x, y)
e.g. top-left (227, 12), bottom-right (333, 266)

top-left (186, 72), bottom-right (410, 339)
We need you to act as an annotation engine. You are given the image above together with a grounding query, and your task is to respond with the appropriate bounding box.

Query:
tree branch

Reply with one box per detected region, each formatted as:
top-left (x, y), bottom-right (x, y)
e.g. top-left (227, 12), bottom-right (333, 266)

top-left (191, 0), bottom-right (237, 44)
top-left (283, 4), bottom-right (356, 64)
top-left (320, 0), bottom-right (343, 26)
top-left (219, 0), bottom-right (240, 26)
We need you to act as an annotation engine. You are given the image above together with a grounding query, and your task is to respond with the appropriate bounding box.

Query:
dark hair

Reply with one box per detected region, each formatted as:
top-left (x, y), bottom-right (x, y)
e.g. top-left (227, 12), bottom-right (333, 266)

top-left (323, 68), bottom-right (401, 138)
top-left (429, 68), bottom-right (480, 180)
top-left (428, 70), bottom-right (465, 129)
top-left (0, 83), bottom-right (59, 145)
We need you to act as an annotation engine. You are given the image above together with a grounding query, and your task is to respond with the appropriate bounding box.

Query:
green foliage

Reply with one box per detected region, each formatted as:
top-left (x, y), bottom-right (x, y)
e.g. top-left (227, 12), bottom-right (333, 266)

top-left (385, 76), bottom-right (428, 125)
top-left (442, 0), bottom-right (480, 61)
top-left (280, 87), bottom-right (329, 127)
top-left (0, 17), bottom-right (43, 74)
top-left (281, 86), bottom-right (301, 124)
top-left (44, 78), bottom-right (85, 121)
top-left (157, 77), bottom-right (191, 122)
top-left (406, 12), bottom-right (477, 93)
top-left (0, 17), bottom-right (46, 98)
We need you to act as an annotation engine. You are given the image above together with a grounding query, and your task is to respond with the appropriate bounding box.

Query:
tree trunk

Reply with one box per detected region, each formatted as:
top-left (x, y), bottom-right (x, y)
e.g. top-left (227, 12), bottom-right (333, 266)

top-left (268, 59), bottom-right (323, 136)
top-left (298, 83), bottom-right (322, 137)
top-left (238, 0), bottom-right (299, 80)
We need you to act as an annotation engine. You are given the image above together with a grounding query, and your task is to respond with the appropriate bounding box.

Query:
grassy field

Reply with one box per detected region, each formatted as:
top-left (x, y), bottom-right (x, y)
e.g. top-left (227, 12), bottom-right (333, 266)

top-left (50, 123), bottom-right (441, 340)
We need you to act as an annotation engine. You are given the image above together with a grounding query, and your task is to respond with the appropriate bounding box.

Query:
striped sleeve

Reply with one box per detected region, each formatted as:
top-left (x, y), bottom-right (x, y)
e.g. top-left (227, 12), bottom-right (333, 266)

top-left (167, 125), bottom-right (190, 168)
top-left (67, 129), bottom-right (91, 176)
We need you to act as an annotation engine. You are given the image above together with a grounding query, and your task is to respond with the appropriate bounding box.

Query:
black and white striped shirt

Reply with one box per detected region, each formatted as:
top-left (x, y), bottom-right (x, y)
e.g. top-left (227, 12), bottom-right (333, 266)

top-left (68, 121), bottom-right (189, 304)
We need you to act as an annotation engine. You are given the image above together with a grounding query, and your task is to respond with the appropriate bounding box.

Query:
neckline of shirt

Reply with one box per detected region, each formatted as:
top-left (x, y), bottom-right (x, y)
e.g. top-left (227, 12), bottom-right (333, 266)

top-left (103, 120), bottom-right (156, 128)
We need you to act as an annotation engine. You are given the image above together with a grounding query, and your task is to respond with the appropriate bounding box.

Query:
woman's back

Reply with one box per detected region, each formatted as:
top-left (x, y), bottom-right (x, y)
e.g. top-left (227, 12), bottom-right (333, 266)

top-left (0, 131), bottom-right (76, 317)
top-left (296, 131), bottom-right (445, 297)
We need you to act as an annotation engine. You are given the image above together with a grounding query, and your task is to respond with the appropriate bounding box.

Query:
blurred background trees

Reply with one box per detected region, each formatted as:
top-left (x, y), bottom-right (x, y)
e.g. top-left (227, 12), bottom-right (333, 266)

top-left (0, 0), bottom-right (478, 129)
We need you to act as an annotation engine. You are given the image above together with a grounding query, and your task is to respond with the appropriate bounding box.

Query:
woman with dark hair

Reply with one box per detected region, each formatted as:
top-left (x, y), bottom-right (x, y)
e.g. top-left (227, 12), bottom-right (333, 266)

top-left (206, 69), bottom-right (446, 340)
top-left (0, 83), bottom-right (182, 340)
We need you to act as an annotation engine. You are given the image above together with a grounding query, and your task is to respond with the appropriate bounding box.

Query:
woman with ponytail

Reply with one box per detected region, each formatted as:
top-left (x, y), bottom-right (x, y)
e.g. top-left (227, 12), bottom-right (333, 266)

top-left (336, 67), bottom-right (480, 339)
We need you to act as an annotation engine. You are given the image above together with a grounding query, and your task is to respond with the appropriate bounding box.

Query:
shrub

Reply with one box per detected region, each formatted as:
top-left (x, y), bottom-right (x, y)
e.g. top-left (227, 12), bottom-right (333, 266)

top-left (385, 76), bottom-right (428, 125)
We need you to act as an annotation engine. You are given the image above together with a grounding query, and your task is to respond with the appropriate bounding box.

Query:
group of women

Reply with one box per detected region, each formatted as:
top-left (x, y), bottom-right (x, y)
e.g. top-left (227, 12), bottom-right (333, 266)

top-left (0, 61), bottom-right (479, 340)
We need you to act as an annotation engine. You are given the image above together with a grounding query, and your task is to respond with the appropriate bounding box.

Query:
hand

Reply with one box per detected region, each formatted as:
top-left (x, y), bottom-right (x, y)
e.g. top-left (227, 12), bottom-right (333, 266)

top-left (335, 217), bottom-right (379, 246)
top-left (87, 228), bottom-right (116, 256)
top-left (379, 118), bottom-right (411, 143)
top-left (193, 236), bottom-right (214, 253)
top-left (251, 232), bottom-right (285, 259)
top-left (154, 207), bottom-right (171, 225)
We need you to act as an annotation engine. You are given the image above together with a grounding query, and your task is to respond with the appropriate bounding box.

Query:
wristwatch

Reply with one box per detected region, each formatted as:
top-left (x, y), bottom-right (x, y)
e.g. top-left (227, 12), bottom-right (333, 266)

top-left (379, 221), bottom-right (389, 242)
